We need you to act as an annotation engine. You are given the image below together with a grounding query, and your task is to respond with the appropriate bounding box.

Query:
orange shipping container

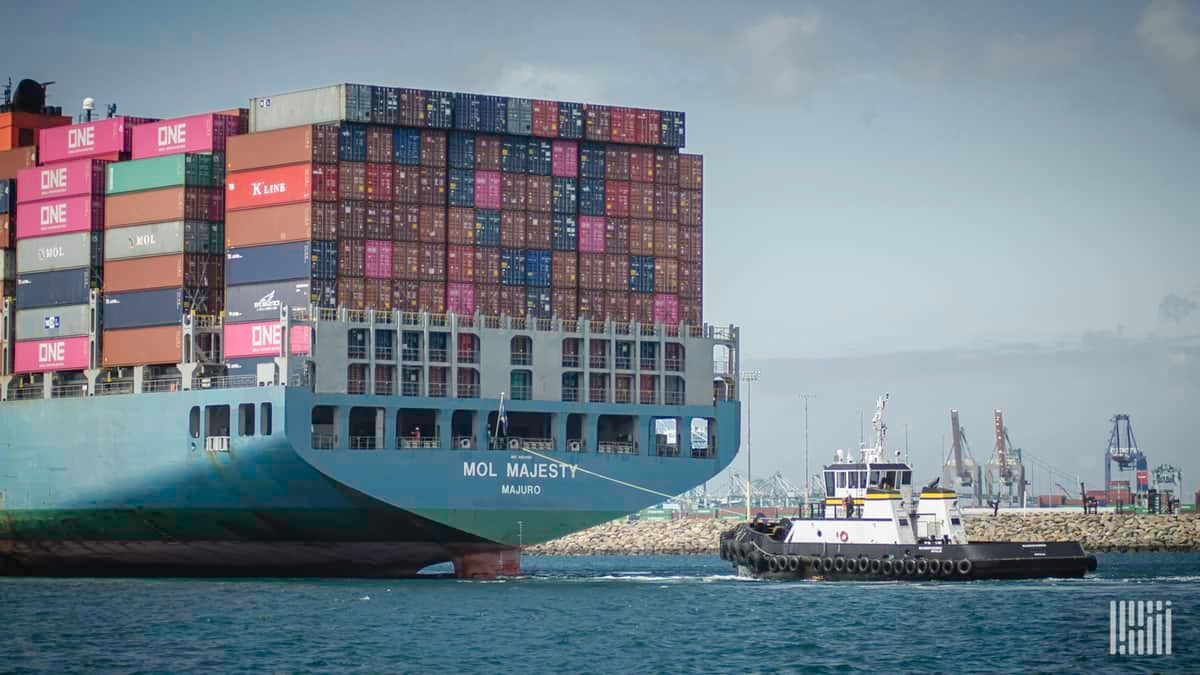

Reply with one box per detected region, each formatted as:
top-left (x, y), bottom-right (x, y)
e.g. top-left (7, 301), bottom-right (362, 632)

top-left (225, 202), bottom-right (312, 248)
top-left (225, 125), bottom-right (337, 172)
top-left (105, 254), bottom-right (191, 292)
top-left (105, 187), bottom-right (213, 228)
top-left (102, 325), bottom-right (183, 367)
top-left (0, 111), bottom-right (72, 152)
top-left (226, 163), bottom-right (313, 211)
top-left (0, 146), bottom-right (38, 179)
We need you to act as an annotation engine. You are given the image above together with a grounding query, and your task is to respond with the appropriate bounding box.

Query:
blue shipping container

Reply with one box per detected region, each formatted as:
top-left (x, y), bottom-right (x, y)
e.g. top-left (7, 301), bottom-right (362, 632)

top-left (579, 178), bottom-right (605, 216)
top-left (15, 268), bottom-right (93, 309)
top-left (500, 248), bottom-right (526, 286)
top-left (474, 210), bottom-right (501, 247)
top-left (579, 143), bottom-right (606, 179)
top-left (393, 128), bottom-right (421, 165)
top-left (345, 84), bottom-right (373, 123)
top-left (370, 86), bottom-right (391, 124)
top-left (660, 110), bottom-right (686, 148)
top-left (507, 97), bottom-right (532, 136)
top-left (557, 102), bottom-right (584, 139)
top-left (452, 93), bottom-right (481, 131)
top-left (527, 140), bottom-right (552, 176)
top-left (339, 124), bottom-right (367, 162)
top-left (630, 255), bottom-right (655, 293)
top-left (226, 241), bottom-right (311, 286)
top-left (480, 95), bottom-right (508, 134)
top-left (103, 287), bottom-right (184, 330)
top-left (226, 356), bottom-right (278, 375)
top-left (311, 239), bottom-right (338, 280)
top-left (448, 168), bottom-right (475, 208)
top-left (312, 277), bottom-right (338, 308)
top-left (525, 286), bottom-right (552, 319)
top-left (552, 178), bottom-right (577, 214)
top-left (426, 91), bottom-right (454, 129)
top-left (552, 213), bottom-right (578, 251)
top-left (0, 179), bottom-right (13, 213)
top-left (448, 132), bottom-right (475, 169)
top-left (524, 250), bottom-right (552, 287)
top-left (501, 137), bottom-right (527, 174)
top-left (224, 279), bottom-right (312, 324)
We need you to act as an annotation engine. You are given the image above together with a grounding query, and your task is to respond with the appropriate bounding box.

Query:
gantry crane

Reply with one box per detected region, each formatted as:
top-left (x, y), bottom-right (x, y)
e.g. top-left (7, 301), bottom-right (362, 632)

top-left (985, 410), bottom-right (1028, 506)
top-left (1105, 414), bottom-right (1148, 497)
top-left (942, 409), bottom-right (983, 505)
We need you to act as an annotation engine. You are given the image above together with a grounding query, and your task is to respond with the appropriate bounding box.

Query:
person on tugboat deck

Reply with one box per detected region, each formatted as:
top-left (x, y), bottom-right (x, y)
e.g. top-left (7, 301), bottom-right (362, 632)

top-left (843, 494), bottom-right (854, 519)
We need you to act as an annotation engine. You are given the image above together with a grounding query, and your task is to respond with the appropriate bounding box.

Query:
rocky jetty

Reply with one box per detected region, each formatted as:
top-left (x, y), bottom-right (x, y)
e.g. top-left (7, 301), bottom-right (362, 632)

top-left (523, 512), bottom-right (1200, 556)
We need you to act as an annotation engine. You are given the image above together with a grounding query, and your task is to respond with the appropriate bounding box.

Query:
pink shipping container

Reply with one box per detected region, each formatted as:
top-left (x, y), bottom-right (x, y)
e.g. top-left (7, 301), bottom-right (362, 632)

top-left (365, 239), bottom-right (393, 279)
top-left (446, 282), bottom-right (476, 315)
top-left (38, 116), bottom-right (154, 164)
top-left (447, 245), bottom-right (475, 282)
top-left (14, 336), bottom-right (90, 373)
top-left (578, 215), bottom-right (606, 253)
top-left (16, 194), bottom-right (103, 239)
top-left (474, 171), bottom-right (502, 209)
top-left (605, 181), bottom-right (630, 218)
top-left (551, 141), bottom-right (578, 177)
top-left (629, 149), bottom-right (654, 183)
top-left (131, 113), bottom-right (240, 159)
top-left (224, 322), bottom-right (312, 358)
top-left (653, 294), bottom-right (680, 324)
top-left (16, 159), bottom-right (107, 203)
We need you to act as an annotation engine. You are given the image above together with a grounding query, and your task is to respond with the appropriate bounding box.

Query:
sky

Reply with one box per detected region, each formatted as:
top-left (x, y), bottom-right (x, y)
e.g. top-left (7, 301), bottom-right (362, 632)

top-left (7, 0), bottom-right (1199, 494)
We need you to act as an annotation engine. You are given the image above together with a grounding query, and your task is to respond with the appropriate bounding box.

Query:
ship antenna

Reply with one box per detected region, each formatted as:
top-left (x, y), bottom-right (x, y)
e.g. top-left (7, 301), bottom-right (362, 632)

top-left (3, 78), bottom-right (11, 106)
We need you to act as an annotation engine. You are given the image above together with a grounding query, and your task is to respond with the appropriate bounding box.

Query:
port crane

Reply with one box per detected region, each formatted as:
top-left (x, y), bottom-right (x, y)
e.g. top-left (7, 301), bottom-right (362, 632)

top-left (985, 410), bottom-right (1028, 507)
top-left (1105, 414), bottom-right (1148, 496)
top-left (942, 409), bottom-right (984, 506)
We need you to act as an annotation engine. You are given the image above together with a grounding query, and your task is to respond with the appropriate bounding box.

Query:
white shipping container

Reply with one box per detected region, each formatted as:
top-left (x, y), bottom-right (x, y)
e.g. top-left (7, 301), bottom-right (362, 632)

top-left (104, 221), bottom-right (187, 261)
top-left (16, 232), bottom-right (96, 274)
top-left (250, 83), bottom-right (368, 133)
top-left (15, 303), bottom-right (93, 338)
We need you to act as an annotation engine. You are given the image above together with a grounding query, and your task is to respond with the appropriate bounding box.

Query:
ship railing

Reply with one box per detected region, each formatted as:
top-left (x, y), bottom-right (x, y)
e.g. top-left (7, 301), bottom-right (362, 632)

top-left (401, 348), bottom-right (421, 362)
top-left (510, 385), bottom-right (531, 400)
top-left (429, 348), bottom-right (448, 363)
top-left (457, 316), bottom-right (475, 329)
top-left (664, 357), bottom-right (683, 372)
top-left (192, 315), bottom-right (222, 329)
top-left (458, 349), bottom-right (478, 364)
top-left (11, 384), bottom-right (43, 400)
top-left (345, 310), bottom-right (369, 324)
top-left (566, 439), bottom-right (586, 453)
top-left (686, 325), bottom-right (704, 338)
top-left (511, 351), bottom-right (531, 366)
top-left (347, 379), bottom-right (368, 395)
top-left (691, 445), bottom-right (716, 459)
top-left (639, 390), bottom-right (657, 405)
top-left (639, 324), bottom-right (658, 337)
top-left (639, 357), bottom-right (657, 370)
top-left (598, 441), bottom-right (637, 455)
top-left (373, 312), bottom-right (394, 326)
top-left (375, 380), bottom-right (395, 396)
top-left (457, 383), bottom-right (479, 398)
top-left (428, 314), bottom-right (448, 327)
top-left (589, 320), bottom-right (606, 334)
top-left (428, 382), bottom-right (448, 397)
top-left (348, 345), bottom-right (368, 360)
top-left (489, 436), bottom-right (554, 451)
top-left (349, 436), bottom-right (378, 450)
top-left (589, 387), bottom-right (608, 403)
top-left (664, 390), bottom-right (685, 406)
top-left (663, 325), bottom-right (680, 337)
top-left (561, 320), bottom-right (579, 333)
top-left (562, 387), bottom-right (579, 402)
top-left (483, 316), bottom-right (503, 330)
top-left (562, 355), bottom-right (580, 368)
top-left (374, 346), bottom-right (395, 361)
top-left (510, 317), bottom-right (527, 331)
top-left (452, 435), bottom-right (475, 450)
top-left (398, 438), bottom-right (439, 449)
top-left (401, 382), bottom-right (420, 397)
top-left (708, 326), bottom-right (733, 341)
top-left (613, 322), bottom-right (631, 336)
top-left (205, 436), bottom-right (231, 453)
top-left (713, 360), bottom-right (733, 377)
top-left (656, 442), bottom-right (681, 457)
top-left (193, 374), bottom-right (257, 390)
top-left (589, 356), bottom-right (607, 369)
top-left (312, 432), bottom-right (337, 449)
top-left (534, 318), bottom-right (553, 332)
top-left (615, 388), bottom-right (633, 404)
top-left (144, 377), bottom-right (182, 393)
top-left (51, 383), bottom-right (88, 398)
top-left (400, 312), bottom-right (423, 326)
top-left (615, 356), bottom-right (632, 370)
top-left (94, 380), bottom-right (135, 396)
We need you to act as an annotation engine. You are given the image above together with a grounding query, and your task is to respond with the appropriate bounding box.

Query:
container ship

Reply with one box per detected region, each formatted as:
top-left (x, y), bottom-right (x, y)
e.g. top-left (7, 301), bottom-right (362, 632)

top-left (0, 80), bottom-right (741, 578)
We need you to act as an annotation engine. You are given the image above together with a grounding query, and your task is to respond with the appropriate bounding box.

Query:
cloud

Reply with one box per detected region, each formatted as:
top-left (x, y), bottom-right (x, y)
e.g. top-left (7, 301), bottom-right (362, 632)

top-left (1160, 292), bottom-right (1199, 322)
top-left (1137, 0), bottom-right (1200, 127)
top-left (488, 64), bottom-right (606, 102)
top-left (740, 13), bottom-right (823, 98)
top-left (985, 29), bottom-right (1096, 76)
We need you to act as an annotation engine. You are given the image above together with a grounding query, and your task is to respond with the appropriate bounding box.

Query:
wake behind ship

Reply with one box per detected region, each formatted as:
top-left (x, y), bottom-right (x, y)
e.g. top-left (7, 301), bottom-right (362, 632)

top-left (0, 82), bottom-right (740, 578)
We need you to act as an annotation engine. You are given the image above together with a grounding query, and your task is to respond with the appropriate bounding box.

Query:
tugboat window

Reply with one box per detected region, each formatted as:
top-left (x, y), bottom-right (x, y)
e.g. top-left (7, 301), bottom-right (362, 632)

top-left (849, 472), bottom-right (859, 489)
top-left (869, 470), bottom-right (880, 485)
top-left (901, 470), bottom-right (912, 485)
top-left (825, 472), bottom-right (835, 495)
top-left (837, 472), bottom-right (847, 488)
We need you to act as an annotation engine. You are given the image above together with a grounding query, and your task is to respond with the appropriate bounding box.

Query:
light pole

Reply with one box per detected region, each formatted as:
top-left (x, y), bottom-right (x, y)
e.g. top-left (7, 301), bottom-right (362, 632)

top-left (741, 370), bottom-right (760, 521)
top-left (799, 394), bottom-right (816, 504)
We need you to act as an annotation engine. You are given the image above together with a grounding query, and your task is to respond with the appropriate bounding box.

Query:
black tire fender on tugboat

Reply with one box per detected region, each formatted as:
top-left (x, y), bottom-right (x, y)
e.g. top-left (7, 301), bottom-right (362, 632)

top-left (940, 560), bottom-right (955, 576)
top-left (915, 559), bottom-right (929, 576)
top-left (769, 556), bottom-right (783, 573)
top-left (957, 559), bottom-right (973, 576)
top-left (869, 559), bottom-right (882, 575)
top-left (832, 557), bottom-right (846, 573)
top-left (880, 559), bottom-right (894, 575)
top-left (821, 557), bottom-right (834, 573)
top-left (787, 556), bottom-right (802, 572)
top-left (903, 559), bottom-right (918, 575)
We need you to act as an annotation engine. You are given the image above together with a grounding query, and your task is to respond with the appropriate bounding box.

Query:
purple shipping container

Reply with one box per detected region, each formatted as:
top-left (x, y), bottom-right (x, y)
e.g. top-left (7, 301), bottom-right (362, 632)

top-left (447, 282), bottom-right (475, 315)
top-left (551, 141), bottom-right (578, 177)
top-left (365, 239), bottom-right (393, 279)
top-left (578, 215), bottom-right (606, 253)
top-left (474, 171), bottom-right (502, 210)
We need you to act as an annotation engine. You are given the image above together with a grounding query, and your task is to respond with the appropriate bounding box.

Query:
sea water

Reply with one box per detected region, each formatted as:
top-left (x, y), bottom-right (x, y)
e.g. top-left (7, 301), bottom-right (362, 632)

top-left (2, 553), bottom-right (1197, 673)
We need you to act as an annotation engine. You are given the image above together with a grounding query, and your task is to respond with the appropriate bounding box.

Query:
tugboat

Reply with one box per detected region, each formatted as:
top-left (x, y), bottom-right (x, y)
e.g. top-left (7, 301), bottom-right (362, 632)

top-left (719, 395), bottom-right (1098, 581)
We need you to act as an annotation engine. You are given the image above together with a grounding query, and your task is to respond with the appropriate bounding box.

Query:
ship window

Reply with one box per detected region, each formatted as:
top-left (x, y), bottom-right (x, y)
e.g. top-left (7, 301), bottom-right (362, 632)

top-left (899, 519), bottom-right (909, 526)
top-left (951, 518), bottom-right (961, 525)
top-left (849, 472), bottom-right (859, 489)
top-left (189, 406), bottom-right (200, 438)
top-left (238, 403), bottom-right (255, 436)
top-left (869, 470), bottom-right (880, 485)
top-left (261, 403), bottom-right (273, 435)
top-left (901, 471), bottom-right (912, 486)
top-left (837, 472), bottom-right (847, 488)
top-left (205, 405), bottom-right (230, 438)
top-left (824, 472), bottom-right (835, 495)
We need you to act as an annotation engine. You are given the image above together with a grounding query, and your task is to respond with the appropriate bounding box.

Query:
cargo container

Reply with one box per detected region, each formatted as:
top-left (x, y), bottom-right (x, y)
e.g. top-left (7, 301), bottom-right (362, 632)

top-left (448, 131), bottom-right (475, 169)
top-left (339, 276), bottom-right (365, 309)
top-left (630, 255), bottom-right (655, 293)
top-left (679, 189), bottom-right (701, 226)
top-left (393, 166), bottom-right (420, 203)
top-left (310, 239), bottom-right (338, 279)
top-left (420, 130), bottom-right (447, 168)
top-left (630, 220), bottom-right (654, 256)
top-left (224, 279), bottom-right (311, 324)
top-left (0, 146), bottom-right (37, 180)
top-left (527, 140), bottom-right (552, 176)
top-left (552, 177), bottom-right (577, 214)
top-left (446, 207), bottom-right (474, 244)
top-left (102, 324), bottom-right (184, 366)
top-left (654, 150), bottom-right (679, 186)
top-left (417, 206), bottom-right (446, 242)
top-left (223, 322), bottom-right (312, 358)
top-left (105, 253), bottom-right (216, 293)
top-left (225, 163), bottom-right (314, 212)
top-left (605, 180), bottom-right (630, 218)
top-left (525, 286), bottom-right (551, 319)
top-left (653, 185), bottom-right (679, 221)
top-left (338, 239), bottom-right (366, 278)
top-left (479, 96), bottom-right (508, 134)
top-left (15, 303), bottom-right (91, 338)
top-left (338, 124), bottom-right (367, 163)
top-left (500, 211), bottom-right (526, 248)
top-left (507, 98), bottom-right (533, 136)
top-left (474, 247), bottom-right (500, 284)
top-left (679, 153), bottom-right (702, 190)
top-left (500, 248), bottom-right (525, 286)
top-left (419, 281), bottom-right (446, 313)
top-left (557, 102), bottom-right (584, 139)
top-left (579, 253), bottom-right (604, 291)
top-left (551, 287), bottom-right (577, 319)
top-left (364, 203), bottom-right (392, 238)
top-left (679, 226), bottom-right (701, 261)
top-left (103, 287), bottom-right (191, 329)
top-left (526, 213), bottom-right (552, 250)
top-left (392, 279), bottom-right (420, 312)
top-left (475, 135), bottom-right (501, 171)
top-left (475, 283), bottom-right (500, 315)
top-left (473, 171), bottom-right (502, 211)
top-left (551, 141), bottom-right (578, 178)
top-left (610, 107), bottom-right (636, 144)
top-left (420, 243), bottom-right (446, 280)
top-left (448, 168), bottom-right (475, 207)
top-left (654, 220), bottom-right (679, 258)
top-left (654, 258), bottom-right (678, 293)
top-left (474, 209), bottom-right (501, 247)
top-left (17, 231), bottom-right (101, 273)
top-left (16, 194), bottom-right (104, 239)
top-left (578, 288), bottom-right (603, 317)
top-left (660, 111), bottom-right (685, 148)
top-left (14, 267), bottom-right (94, 308)
top-left (365, 239), bottom-right (392, 278)
top-left (336, 201), bottom-right (365, 238)
top-left (532, 100), bottom-right (558, 138)
top-left (38, 117), bottom-right (156, 164)
top-left (388, 204), bottom-right (416, 241)
top-left (654, 293), bottom-right (679, 324)
top-left (132, 113), bottom-right (241, 159)
top-left (418, 167), bottom-right (446, 206)
top-left (584, 105), bottom-right (611, 142)
top-left (364, 278), bottom-right (391, 310)
top-left (447, 281), bottom-right (475, 315)
top-left (579, 178), bottom-right (604, 216)
top-left (630, 183), bottom-right (654, 219)
top-left (393, 128), bottom-right (421, 164)
top-left (426, 91), bottom-right (454, 129)
top-left (679, 261), bottom-right (702, 299)
top-left (606, 217), bottom-right (629, 255)
top-left (0, 109), bottom-right (72, 152)
top-left (447, 245), bottom-right (474, 283)
top-left (629, 148), bottom-right (654, 183)
top-left (501, 138), bottom-right (527, 174)
top-left (0, 212), bottom-right (10, 249)
top-left (552, 213), bottom-right (577, 251)
top-left (225, 124), bottom-right (339, 172)
top-left (500, 286), bottom-right (524, 317)
top-left (17, 159), bottom-right (107, 203)
top-left (366, 125), bottom-right (392, 164)
top-left (605, 145), bottom-right (629, 181)
top-left (630, 292), bottom-right (652, 323)
top-left (607, 291), bottom-right (631, 322)
top-left (105, 154), bottom-right (213, 196)
top-left (579, 215), bottom-right (606, 253)
top-left (337, 162), bottom-right (366, 201)
top-left (579, 142), bottom-right (604, 179)
top-left (0, 179), bottom-right (11, 213)
top-left (453, 93), bottom-right (482, 132)
top-left (248, 83), bottom-right (373, 132)
top-left (392, 242), bottom-right (420, 280)
top-left (226, 241), bottom-right (311, 285)
top-left (525, 250), bottom-right (552, 287)
top-left (14, 335), bottom-right (91, 373)
top-left (552, 250), bottom-right (578, 288)
top-left (525, 176), bottom-right (552, 213)
top-left (605, 255), bottom-right (630, 292)
top-left (104, 187), bottom-right (215, 228)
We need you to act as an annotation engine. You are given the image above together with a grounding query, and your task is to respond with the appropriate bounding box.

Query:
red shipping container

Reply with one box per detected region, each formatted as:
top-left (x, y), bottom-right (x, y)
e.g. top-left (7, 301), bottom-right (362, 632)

top-left (552, 287), bottom-right (578, 319)
top-left (501, 173), bottom-right (527, 210)
top-left (579, 253), bottom-right (605, 291)
top-left (225, 163), bottom-right (313, 212)
top-left (653, 293), bottom-right (679, 324)
top-left (447, 244), bottom-right (475, 282)
top-left (366, 162), bottom-right (393, 201)
top-left (418, 166), bottom-right (446, 205)
top-left (680, 226), bottom-right (702, 262)
top-left (392, 204), bottom-right (420, 242)
top-left (654, 220), bottom-right (679, 259)
top-left (604, 254), bottom-right (629, 292)
top-left (311, 163), bottom-right (339, 202)
top-left (679, 260), bottom-right (702, 298)
top-left (393, 166), bottom-right (421, 203)
top-left (679, 154), bottom-right (702, 190)
top-left (393, 280), bottom-right (420, 312)
top-left (399, 89), bottom-right (428, 127)
top-left (447, 282), bottom-right (475, 315)
top-left (654, 185), bottom-right (679, 221)
top-left (654, 150), bottom-right (679, 186)
top-left (338, 200), bottom-right (366, 238)
top-left (605, 145), bottom-right (630, 181)
top-left (474, 170), bottom-right (502, 209)
top-left (636, 109), bottom-right (661, 146)
top-left (447, 207), bottom-right (475, 244)
top-left (584, 105), bottom-right (611, 142)
top-left (420, 130), bottom-right (447, 168)
top-left (605, 181), bottom-right (630, 218)
top-left (681, 297), bottom-right (701, 325)
top-left (339, 276), bottom-right (366, 309)
top-left (499, 286), bottom-right (525, 317)
top-left (475, 283), bottom-right (501, 316)
top-left (365, 202), bottom-right (392, 239)
top-left (605, 291), bottom-right (631, 322)
top-left (679, 189), bottom-right (702, 226)
top-left (526, 175), bottom-right (553, 212)
top-left (654, 258), bottom-right (678, 293)
top-left (630, 182), bottom-right (654, 219)
top-left (475, 135), bottom-right (502, 171)
top-left (365, 239), bottom-right (393, 279)
top-left (393, 242), bottom-right (421, 280)
top-left (579, 289), bottom-right (604, 318)
top-left (367, 126), bottom-right (393, 164)
top-left (418, 206), bottom-right (446, 243)
top-left (629, 148), bottom-right (654, 183)
top-left (420, 243), bottom-right (446, 280)
top-left (552, 250), bottom-right (578, 287)
top-left (629, 219), bottom-right (654, 256)
top-left (500, 211), bottom-right (527, 248)
top-left (578, 215), bottom-right (606, 253)
top-left (365, 278), bottom-right (392, 310)
top-left (339, 238), bottom-right (366, 277)
top-left (337, 162), bottom-right (366, 201)
top-left (474, 247), bottom-right (501, 284)
top-left (526, 212), bottom-right (552, 249)
top-left (551, 140), bottom-right (578, 177)
top-left (532, 100), bottom-right (559, 138)
top-left (609, 107), bottom-right (636, 144)
top-left (312, 202), bottom-right (339, 239)
top-left (630, 293), bottom-right (653, 323)
top-left (605, 217), bottom-right (629, 255)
